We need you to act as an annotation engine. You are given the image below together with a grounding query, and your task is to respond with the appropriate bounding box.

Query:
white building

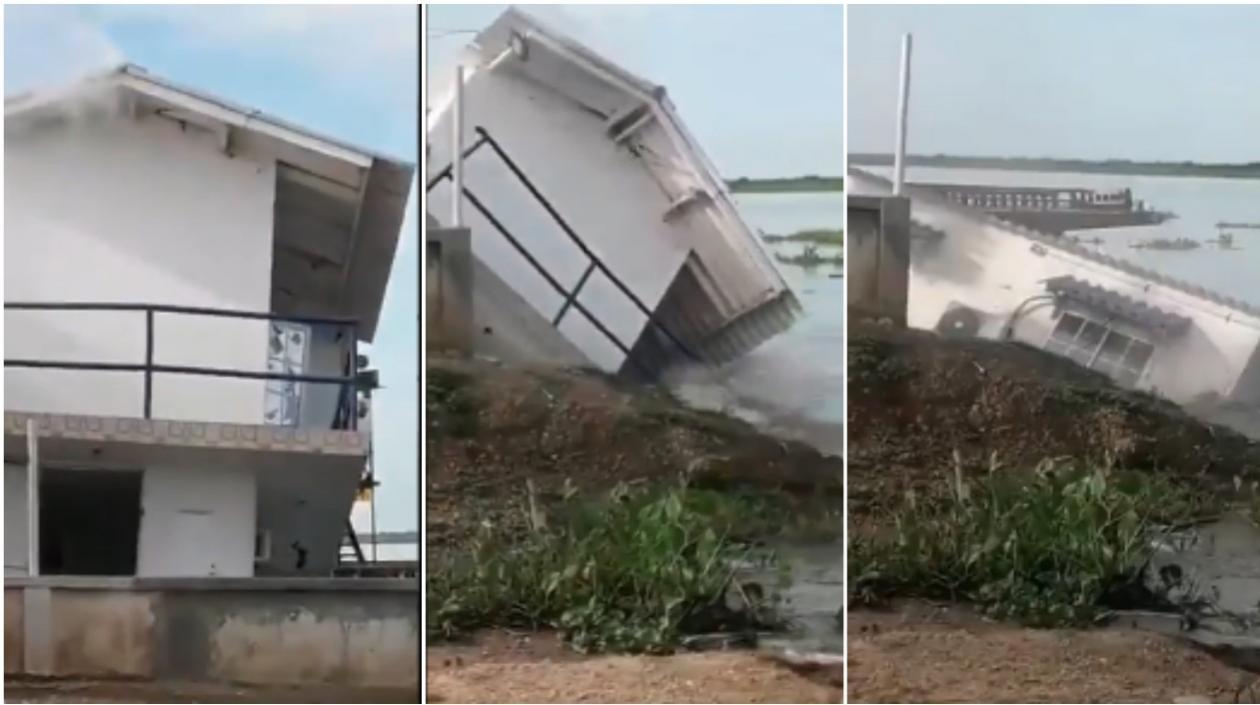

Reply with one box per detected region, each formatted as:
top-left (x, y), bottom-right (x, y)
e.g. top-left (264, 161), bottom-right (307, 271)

top-left (426, 9), bottom-right (798, 379)
top-left (849, 167), bottom-right (1260, 406)
top-left (3, 65), bottom-right (413, 578)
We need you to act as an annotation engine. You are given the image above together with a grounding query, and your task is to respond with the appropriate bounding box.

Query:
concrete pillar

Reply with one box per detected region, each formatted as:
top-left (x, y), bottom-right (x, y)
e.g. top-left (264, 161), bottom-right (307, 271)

top-left (425, 226), bottom-right (474, 355)
top-left (23, 586), bottom-right (53, 675)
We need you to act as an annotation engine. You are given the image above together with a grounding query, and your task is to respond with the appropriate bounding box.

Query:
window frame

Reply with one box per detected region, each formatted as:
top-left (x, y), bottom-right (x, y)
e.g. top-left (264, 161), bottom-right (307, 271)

top-left (1043, 309), bottom-right (1155, 387)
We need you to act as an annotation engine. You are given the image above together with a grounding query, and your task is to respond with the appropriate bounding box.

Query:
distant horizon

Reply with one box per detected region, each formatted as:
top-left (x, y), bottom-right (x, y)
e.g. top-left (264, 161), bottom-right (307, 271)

top-left (850, 153), bottom-right (1260, 168)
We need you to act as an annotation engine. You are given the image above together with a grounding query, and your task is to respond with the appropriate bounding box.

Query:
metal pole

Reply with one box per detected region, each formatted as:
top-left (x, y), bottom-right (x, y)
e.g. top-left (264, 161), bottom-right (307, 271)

top-left (893, 33), bottom-right (913, 196)
top-left (451, 65), bottom-right (465, 227)
top-left (26, 419), bottom-right (39, 577)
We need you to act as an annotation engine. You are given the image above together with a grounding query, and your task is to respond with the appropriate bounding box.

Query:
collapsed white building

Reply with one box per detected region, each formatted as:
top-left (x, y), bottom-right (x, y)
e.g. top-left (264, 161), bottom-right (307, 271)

top-left (426, 8), bottom-right (798, 380)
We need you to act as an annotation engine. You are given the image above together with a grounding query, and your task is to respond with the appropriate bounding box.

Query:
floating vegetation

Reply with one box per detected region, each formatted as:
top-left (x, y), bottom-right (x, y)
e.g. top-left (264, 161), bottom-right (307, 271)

top-left (1207, 232), bottom-right (1241, 250)
top-left (1134, 236), bottom-right (1199, 250)
top-left (774, 244), bottom-right (843, 268)
top-left (762, 228), bottom-right (844, 245)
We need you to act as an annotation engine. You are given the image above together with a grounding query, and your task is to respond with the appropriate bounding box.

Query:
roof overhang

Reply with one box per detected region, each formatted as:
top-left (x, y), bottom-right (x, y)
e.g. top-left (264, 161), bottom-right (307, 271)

top-left (1045, 275), bottom-right (1193, 338)
top-left (5, 65), bottom-right (414, 342)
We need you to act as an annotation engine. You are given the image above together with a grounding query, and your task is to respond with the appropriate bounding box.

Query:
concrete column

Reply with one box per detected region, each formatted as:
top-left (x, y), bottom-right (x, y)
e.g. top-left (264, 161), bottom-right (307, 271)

top-left (23, 586), bottom-right (53, 675)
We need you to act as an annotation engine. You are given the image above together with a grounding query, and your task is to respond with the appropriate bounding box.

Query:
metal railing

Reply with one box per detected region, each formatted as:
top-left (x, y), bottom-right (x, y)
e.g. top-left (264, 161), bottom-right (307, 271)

top-left (4, 302), bottom-right (361, 430)
top-left (427, 126), bottom-right (702, 376)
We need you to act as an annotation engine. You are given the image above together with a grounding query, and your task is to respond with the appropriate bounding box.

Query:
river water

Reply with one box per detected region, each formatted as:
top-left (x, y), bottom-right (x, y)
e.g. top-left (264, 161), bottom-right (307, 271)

top-left (864, 164), bottom-right (1260, 307)
top-left (668, 192), bottom-right (845, 455)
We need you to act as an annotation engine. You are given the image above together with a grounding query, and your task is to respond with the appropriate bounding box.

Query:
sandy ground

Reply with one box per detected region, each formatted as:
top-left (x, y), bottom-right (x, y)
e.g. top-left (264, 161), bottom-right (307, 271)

top-left (2, 678), bottom-right (418, 703)
top-left (848, 607), bottom-right (1252, 704)
top-left (426, 632), bottom-right (840, 704)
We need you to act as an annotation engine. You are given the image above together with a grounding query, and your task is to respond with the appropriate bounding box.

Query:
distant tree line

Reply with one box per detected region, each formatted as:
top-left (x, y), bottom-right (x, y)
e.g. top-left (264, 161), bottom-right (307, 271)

top-left (726, 175), bottom-right (845, 193)
top-left (848, 153), bottom-right (1260, 179)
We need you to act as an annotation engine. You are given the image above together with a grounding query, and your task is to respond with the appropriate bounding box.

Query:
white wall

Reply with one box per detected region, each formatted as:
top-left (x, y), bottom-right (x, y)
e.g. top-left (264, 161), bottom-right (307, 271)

top-left (5, 463), bottom-right (29, 576)
top-left (427, 68), bottom-right (691, 372)
top-left (850, 171), bottom-right (1260, 403)
top-left (4, 113), bottom-right (276, 424)
top-left (136, 464), bottom-right (257, 577)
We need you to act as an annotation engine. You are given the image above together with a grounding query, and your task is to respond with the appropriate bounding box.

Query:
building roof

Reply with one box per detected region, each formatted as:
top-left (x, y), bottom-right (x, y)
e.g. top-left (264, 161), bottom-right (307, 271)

top-left (849, 167), bottom-right (1260, 321)
top-left (6, 64), bottom-right (414, 342)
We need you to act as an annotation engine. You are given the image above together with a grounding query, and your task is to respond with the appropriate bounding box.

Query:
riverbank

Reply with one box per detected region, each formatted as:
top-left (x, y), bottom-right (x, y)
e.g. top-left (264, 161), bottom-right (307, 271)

top-left (847, 321), bottom-right (1260, 701)
top-left (425, 356), bottom-right (841, 700)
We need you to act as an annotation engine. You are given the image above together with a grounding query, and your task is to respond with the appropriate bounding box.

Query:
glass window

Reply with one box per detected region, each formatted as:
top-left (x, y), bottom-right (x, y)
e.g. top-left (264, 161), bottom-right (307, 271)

top-left (1043, 312), bottom-right (1154, 388)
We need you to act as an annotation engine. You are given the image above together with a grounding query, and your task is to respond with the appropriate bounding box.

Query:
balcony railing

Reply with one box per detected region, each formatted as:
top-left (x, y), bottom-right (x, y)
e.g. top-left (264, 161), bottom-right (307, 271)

top-left (4, 302), bottom-right (362, 430)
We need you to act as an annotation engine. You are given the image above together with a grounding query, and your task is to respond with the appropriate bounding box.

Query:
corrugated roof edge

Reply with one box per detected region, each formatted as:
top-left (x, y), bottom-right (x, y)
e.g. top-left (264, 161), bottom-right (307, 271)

top-left (850, 166), bottom-right (1260, 320)
top-left (6, 63), bottom-right (415, 172)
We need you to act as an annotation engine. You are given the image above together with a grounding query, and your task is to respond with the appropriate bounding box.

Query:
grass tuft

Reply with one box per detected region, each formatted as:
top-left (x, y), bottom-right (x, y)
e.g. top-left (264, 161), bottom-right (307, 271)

top-left (427, 485), bottom-right (787, 653)
top-left (849, 460), bottom-right (1209, 626)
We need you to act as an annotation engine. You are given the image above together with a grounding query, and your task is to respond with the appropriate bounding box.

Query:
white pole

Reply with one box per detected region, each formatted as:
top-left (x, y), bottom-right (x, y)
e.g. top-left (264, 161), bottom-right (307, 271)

top-left (893, 33), bottom-right (913, 196)
top-left (451, 65), bottom-right (465, 227)
top-left (26, 419), bottom-right (39, 577)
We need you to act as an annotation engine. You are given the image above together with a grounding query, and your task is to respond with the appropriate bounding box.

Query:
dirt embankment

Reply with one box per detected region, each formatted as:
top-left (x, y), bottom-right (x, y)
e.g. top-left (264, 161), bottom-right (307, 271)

top-left (846, 324), bottom-right (1260, 701)
top-left (848, 324), bottom-right (1260, 526)
top-left (425, 356), bottom-right (842, 703)
top-left (426, 356), bottom-right (842, 552)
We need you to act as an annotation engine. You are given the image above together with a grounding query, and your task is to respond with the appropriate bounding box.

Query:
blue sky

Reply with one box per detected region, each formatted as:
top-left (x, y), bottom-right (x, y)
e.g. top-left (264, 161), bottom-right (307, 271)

top-left (5, 5), bottom-right (418, 531)
top-left (427, 4), bottom-right (844, 178)
top-left (849, 5), bottom-right (1260, 162)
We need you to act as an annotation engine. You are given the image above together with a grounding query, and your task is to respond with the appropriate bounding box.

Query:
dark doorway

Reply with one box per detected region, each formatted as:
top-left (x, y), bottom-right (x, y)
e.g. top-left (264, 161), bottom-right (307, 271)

top-left (39, 468), bottom-right (143, 575)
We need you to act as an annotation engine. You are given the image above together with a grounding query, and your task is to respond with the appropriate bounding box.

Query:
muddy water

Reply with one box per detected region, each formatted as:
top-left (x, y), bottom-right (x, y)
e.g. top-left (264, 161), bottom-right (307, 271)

top-left (668, 192), bottom-right (844, 455)
top-left (1150, 513), bottom-right (1260, 617)
top-left (1116, 513), bottom-right (1260, 660)
top-left (768, 541), bottom-right (844, 654)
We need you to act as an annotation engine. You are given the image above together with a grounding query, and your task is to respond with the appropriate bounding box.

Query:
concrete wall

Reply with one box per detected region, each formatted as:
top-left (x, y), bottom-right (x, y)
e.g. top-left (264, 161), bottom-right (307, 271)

top-left (427, 67), bottom-right (691, 372)
top-left (297, 323), bottom-right (353, 430)
top-left (5, 463), bottom-right (29, 576)
top-left (426, 224), bottom-right (474, 356)
top-left (847, 194), bottom-right (910, 325)
top-left (137, 466), bottom-right (257, 578)
top-left (850, 170), bottom-right (1260, 403)
top-left (4, 578), bottom-right (418, 689)
top-left (4, 113), bottom-right (275, 424)
top-left (4, 463), bottom-right (257, 578)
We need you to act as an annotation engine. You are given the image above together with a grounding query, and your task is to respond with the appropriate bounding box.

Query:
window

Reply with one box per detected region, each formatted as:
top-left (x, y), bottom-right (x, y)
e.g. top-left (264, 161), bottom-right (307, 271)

top-left (1045, 312), bottom-right (1154, 387)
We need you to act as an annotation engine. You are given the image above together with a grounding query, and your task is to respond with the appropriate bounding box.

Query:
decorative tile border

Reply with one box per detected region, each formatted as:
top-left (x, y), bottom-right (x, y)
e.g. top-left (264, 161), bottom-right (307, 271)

top-left (4, 411), bottom-right (367, 456)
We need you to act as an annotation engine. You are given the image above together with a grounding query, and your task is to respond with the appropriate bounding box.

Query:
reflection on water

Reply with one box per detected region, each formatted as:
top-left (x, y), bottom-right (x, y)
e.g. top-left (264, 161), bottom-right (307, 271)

top-left (667, 192), bottom-right (845, 455)
top-left (868, 165), bottom-right (1260, 307)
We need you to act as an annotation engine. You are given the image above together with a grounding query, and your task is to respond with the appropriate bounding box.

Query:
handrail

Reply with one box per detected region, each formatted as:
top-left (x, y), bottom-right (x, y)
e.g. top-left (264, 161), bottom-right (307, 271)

top-left (4, 302), bottom-right (360, 429)
top-left (426, 126), bottom-right (703, 374)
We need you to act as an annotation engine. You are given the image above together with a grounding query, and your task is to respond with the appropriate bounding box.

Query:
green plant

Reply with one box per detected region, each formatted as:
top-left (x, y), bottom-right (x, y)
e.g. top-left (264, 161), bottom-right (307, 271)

top-left (849, 460), bottom-right (1206, 626)
top-left (427, 485), bottom-right (785, 653)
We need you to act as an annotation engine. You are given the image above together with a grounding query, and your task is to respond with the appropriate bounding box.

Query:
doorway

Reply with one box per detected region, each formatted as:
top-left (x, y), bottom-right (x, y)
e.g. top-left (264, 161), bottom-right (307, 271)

top-left (39, 467), bottom-right (143, 575)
